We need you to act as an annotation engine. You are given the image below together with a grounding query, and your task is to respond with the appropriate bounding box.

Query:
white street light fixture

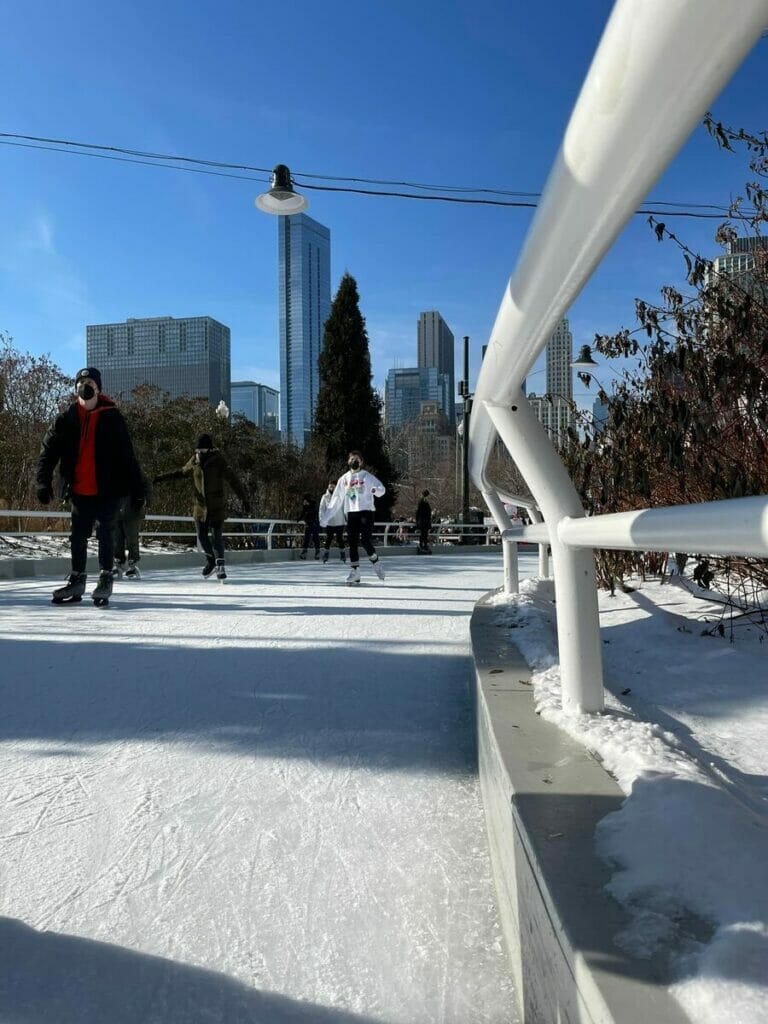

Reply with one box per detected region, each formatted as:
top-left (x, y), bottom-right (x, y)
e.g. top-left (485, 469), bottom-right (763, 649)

top-left (255, 164), bottom-right (308, 215)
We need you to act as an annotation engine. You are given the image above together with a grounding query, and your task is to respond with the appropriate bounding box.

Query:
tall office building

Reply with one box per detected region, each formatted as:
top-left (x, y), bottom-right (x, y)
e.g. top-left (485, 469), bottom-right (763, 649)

top-left (278, 213), bottom-right (331, 447)
top-left (712, 236), bottom-right (768, 296)
top-left (231, 381), bottom-right (280, 438)
top-left (86, 315), bottom-right (230, 406)
top-left (384, 366), bottom-right (450, 431)
top-left (546, 316), bottom-right (573, 401)
top-left (417, 311), bottom-right (455, 423)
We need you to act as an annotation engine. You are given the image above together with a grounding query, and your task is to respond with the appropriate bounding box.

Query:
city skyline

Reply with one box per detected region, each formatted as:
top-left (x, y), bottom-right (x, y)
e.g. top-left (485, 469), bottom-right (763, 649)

top-left (1, 3), bottom-right (766, 411)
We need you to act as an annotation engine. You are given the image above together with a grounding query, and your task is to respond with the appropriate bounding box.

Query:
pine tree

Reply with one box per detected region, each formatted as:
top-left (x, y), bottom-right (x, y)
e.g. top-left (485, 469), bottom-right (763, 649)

top-left (313, 272), bottom-right (397, 516)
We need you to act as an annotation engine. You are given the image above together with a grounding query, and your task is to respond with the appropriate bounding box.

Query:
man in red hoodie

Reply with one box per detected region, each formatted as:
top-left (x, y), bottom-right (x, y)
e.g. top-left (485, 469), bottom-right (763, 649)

top-left (36, 367), bottom-right (144, 604)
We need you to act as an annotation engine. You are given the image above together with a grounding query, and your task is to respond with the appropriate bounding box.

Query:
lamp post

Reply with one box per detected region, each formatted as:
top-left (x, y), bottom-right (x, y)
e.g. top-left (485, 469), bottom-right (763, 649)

top-left (458, 335), bottom-right (472, 534)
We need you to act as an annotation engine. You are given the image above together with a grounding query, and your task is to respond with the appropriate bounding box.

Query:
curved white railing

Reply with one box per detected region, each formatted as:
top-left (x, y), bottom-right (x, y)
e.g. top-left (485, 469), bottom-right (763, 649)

top-left (469, 0), bottom-right (768, 712)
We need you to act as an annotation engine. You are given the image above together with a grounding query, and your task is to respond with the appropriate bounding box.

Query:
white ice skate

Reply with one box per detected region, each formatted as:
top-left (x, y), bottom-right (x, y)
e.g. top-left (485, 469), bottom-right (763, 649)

top-left (346, 567), bottom-right (361, 585)
top-left (370, 557), bottom-right (386, 580)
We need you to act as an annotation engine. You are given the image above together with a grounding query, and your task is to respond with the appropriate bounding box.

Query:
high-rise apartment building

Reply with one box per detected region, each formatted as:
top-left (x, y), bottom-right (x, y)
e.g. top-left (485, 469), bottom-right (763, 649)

top-left (417, 311), bottom-right (455, 423)
top-left (278, 213), bottom-right (331, 447)
top-left (86, 315), bottom-right (230, 406)
top-left (231, 381), bottom-right (280, 438)
top-left (384, 366), bottom-right (450, 432)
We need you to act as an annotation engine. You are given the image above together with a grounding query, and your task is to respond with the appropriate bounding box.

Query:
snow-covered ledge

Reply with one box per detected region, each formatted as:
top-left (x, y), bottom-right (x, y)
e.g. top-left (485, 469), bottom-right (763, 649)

top-left (471, 592), bottom-right (690, 1024)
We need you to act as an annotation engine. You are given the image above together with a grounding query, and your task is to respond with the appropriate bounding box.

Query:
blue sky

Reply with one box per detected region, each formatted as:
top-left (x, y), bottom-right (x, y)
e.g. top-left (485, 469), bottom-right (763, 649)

top-left (1, 1), bottom-right (765, 407)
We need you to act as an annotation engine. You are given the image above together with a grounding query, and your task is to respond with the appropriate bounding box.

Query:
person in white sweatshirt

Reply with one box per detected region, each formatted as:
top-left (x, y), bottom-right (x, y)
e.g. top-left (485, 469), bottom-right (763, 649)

top-left (320, 450), bottom-right (386, 584)
top-left (319, 480), bottom-right (347, 563)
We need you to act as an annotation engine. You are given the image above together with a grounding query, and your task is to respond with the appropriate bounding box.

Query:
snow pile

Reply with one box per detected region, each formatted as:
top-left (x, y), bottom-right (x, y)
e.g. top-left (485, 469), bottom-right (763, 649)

top-left (490, 578), bottom-right (768, 1024)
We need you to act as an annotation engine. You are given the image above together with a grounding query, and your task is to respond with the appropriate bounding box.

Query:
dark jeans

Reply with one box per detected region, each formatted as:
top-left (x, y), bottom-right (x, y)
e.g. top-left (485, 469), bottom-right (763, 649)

top-left (323, 525), bottom-right (345, 551)
top-left (419, 524), bottom-right (430, 547)
top-left (70, 494), bottom-right (118, 574)
top-left (302, 522), bottom-right (320, 554)
top-left (196, 518), bottom-right (225, 560)
top-left (112, 497), bottom-right (141, 564)
top-left (347, 510), bottom-right (376, 565)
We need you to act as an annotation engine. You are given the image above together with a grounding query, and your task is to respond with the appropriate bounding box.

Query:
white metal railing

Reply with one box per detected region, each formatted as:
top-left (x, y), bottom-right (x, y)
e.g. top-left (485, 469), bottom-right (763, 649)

top-left (468, 0), bottom-right (768, 713)
top-left (0, 511), bottom-right (499, 551)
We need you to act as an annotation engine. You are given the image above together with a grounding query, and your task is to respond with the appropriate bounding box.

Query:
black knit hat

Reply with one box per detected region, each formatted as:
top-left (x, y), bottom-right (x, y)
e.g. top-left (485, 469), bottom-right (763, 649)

top-left (196, 434), bottom-right (213, 450)
top-left (75, 367), bottom-right (102, 391)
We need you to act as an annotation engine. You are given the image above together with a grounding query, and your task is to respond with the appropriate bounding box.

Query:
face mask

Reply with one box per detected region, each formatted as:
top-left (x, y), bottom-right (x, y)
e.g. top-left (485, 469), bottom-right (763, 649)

top-left (348, 459), bottom-right (361, 470)
top-left (77, 382), bottom-right (96, 401)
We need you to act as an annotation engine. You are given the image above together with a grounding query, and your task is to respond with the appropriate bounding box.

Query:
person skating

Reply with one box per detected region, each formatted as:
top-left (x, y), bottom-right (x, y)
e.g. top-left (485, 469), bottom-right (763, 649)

top-left (319, 481), bottom-right (346, 563)
top-left (112, 471), bottom-right (151, 579)
top-left (36, 367), bottom-right (145, 606)
top-left (415, 489), bottom-right (433, 554)
top-left (297, 493), bottom-right (321, 560)
top-left (153, 434), bottom-right (249, 581)
top-left (321, 451), bottom-right (386, 585)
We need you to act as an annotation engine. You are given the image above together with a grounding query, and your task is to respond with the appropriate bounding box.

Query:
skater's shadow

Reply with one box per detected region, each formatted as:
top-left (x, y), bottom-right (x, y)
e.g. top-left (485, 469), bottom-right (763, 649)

top-left (0, 917), bottom-right (381, 1024)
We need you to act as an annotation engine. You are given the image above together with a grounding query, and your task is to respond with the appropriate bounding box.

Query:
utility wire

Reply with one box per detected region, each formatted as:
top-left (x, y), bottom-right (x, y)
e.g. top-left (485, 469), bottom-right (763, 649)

top-left (0, 130), bottom-right (744, 219)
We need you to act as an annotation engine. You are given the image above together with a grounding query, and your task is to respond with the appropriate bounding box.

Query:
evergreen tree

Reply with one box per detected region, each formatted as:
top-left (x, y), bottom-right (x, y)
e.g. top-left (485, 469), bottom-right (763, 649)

top-left (313, 272), bottom-right (397, 516)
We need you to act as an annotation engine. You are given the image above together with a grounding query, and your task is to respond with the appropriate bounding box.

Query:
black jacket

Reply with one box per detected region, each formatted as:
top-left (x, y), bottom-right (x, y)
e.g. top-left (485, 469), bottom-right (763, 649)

top-left (36, 397), bottom-right (144, 502)
top-left (415, 498), bottom-right (432, 528)
top-left (298, 498), bottom-right (320, 526)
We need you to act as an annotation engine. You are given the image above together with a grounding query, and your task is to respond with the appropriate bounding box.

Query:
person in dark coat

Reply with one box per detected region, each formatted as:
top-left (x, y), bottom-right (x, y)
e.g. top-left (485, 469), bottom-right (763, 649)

top-left (297, 493), bottom-right (321, 560)
top-left (153, 434), bottom-right (249, 579)
top-left (415, 490), bottom-right (433, 554)
top-left (112, 470), bottom-right (152, 579)
top-left (36, 366), bottom-right (145, 602)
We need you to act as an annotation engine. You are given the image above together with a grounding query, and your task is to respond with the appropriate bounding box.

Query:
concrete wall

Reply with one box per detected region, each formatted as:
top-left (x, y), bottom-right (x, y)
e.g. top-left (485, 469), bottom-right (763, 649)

top-left (471, 593), bottom-right (690, 1024)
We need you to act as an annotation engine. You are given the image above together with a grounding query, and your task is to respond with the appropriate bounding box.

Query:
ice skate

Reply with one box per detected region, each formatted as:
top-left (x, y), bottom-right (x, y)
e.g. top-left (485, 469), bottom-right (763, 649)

top-left (124, 560), bottom-right (141, 579)
top-left (340, 549), bottom-right (347, 563)
top-left (52, 571), bottom-right (87, 605)
top-left (370, 556), bottom-right (386, 580)
top-left (202, 556), bottom-right (216, 578)
top-left (215, 558), bottom-right (227, 582)
top-left (112, 562), bottom-right (124, 579)
top-left (299, 551), bottom-right (307, 560)
top-left (346, 567), bottom-right (361, 585)
top-left (314, 551), bottom-right (320, 560)
top-left (92, 570), bottom-right (113, 607)
top-left (322, 551), bottom-right (329, 563)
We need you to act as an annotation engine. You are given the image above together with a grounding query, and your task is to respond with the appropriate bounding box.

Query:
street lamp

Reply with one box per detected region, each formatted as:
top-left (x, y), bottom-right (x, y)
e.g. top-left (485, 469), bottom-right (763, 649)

top-left (458, 335), bottom-right (472, 531)
top-left (571, 344), bottom-right (599, 368)
top-left (255, 164), bottom-right (309, 215)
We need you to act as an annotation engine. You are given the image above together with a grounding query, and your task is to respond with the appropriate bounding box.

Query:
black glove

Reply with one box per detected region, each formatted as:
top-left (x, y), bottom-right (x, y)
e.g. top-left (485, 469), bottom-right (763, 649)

top-left (37, 485), bottom-right (52, 505)
top-left (131, 496), bottom-right (146, 514)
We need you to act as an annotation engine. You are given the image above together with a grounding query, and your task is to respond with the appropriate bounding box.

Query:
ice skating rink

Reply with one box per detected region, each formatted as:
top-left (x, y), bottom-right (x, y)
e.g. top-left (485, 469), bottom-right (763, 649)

top-left (0, 552), bottom-right (537, 1023)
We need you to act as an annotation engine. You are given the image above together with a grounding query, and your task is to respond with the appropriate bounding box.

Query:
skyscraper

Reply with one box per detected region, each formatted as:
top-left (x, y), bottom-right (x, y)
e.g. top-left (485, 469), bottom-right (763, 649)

top-left (231, 381), bottom-right (280, 438)
top-left (417, 311), bottom-right (455, 423)
top-left (546, 316), bottom-right (573, 401)
top-left (86, 315), bottom-right (230, 406)
top-left (278, 213), bottom-right (331, 447)
top-left (712, 236), bottom-right (768, 297)
top-left (384, 366), bottom-right (447, 431)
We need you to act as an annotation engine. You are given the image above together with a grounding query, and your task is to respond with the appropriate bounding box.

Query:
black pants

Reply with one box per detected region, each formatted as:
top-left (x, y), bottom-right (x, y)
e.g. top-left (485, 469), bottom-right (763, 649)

top-left (347, 510), bottom-right (376, 565)
top-left (419, 524), bottom-right (430, 548)
top-left (323, 525), bottom-right (345, 551)
top-left (196, 518), bottom-right (224, 560)
top-left (70, 494), bottom-right (118, 574)
top-left (302, 523), bottom-right (320, 554)
top-left (112, 497), bottom-right (141, 564)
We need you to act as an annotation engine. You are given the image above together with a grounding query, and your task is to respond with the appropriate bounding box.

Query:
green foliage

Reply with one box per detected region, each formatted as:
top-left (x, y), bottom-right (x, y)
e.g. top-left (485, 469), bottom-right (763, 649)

top-left (313, 272), bottom-right (398, 516)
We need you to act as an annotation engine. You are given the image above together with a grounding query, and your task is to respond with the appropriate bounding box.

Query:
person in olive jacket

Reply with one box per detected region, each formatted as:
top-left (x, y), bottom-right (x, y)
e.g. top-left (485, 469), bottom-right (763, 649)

top-left (36, 366), bottom-right (145, 603)
top-left (153, 434), bottom-right (249, 580)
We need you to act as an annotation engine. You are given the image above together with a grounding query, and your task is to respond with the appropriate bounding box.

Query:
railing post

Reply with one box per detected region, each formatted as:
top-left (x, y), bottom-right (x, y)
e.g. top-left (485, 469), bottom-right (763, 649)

top-left (486, 397), bottom-right (604, 714)
top-left (503, 539), bottom-right (519, 594)
top-left (267, 522), bottom-right (275, 550)
top-left (529, 506), bottom-right (550, 577)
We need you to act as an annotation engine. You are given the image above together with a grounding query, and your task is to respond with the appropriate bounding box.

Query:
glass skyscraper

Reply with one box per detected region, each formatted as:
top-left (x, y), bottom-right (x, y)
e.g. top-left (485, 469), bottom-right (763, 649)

top-left (86, 315), bottom-right (230, 406)
top-left (278, 213), bottom-right (331, 447)
top-left (231, 380), bottom-right (280, 438)
top-left (417, 310), bottom-right (455, 424)
top-left (384, 366), bottom-right (450, 431)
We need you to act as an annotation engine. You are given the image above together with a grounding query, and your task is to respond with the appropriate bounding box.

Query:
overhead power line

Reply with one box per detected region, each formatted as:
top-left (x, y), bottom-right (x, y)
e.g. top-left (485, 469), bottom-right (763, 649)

top-left (0, 130), bottom-right (745, 219)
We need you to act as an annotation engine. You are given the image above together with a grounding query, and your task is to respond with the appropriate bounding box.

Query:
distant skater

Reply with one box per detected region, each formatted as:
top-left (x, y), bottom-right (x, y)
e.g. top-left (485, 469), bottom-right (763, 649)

top-left (154, 434), bottom-right (249, 581)
top-left (321, 451), bottom-right (385, 585)
top-left (297, 493), bottom-right (321, 560)
top-left (319, 480), bottom-right (346, 563)
top-left (415, 490), bottom-right (432, 554)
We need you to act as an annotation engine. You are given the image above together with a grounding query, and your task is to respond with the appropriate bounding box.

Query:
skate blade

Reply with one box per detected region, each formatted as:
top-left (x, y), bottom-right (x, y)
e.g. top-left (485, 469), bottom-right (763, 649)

top-left (52, 594), bottom-right (83, 604)
top-left (93, 598), bottom-right (110, 607)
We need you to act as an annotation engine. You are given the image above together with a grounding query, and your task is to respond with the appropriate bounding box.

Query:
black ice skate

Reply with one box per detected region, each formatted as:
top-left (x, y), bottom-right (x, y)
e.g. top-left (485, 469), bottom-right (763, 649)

top-left (124, 560), bottom-right (141, 579)
top-left (92, 570), bottom-right (113, 607)
top-left (215, 558), bottom-right (227, 582)
top-left (52, 572), bottom-right (87, 605)
top-left (202, 556), bottom-right (216, 578)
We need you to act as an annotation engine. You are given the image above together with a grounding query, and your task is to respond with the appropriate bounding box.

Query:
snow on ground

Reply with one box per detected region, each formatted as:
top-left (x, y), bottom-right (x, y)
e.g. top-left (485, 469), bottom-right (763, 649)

top-left (0, 552), bottom-right (526, 1024)
top-left (489, 574), bottom-right (768, 1024)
